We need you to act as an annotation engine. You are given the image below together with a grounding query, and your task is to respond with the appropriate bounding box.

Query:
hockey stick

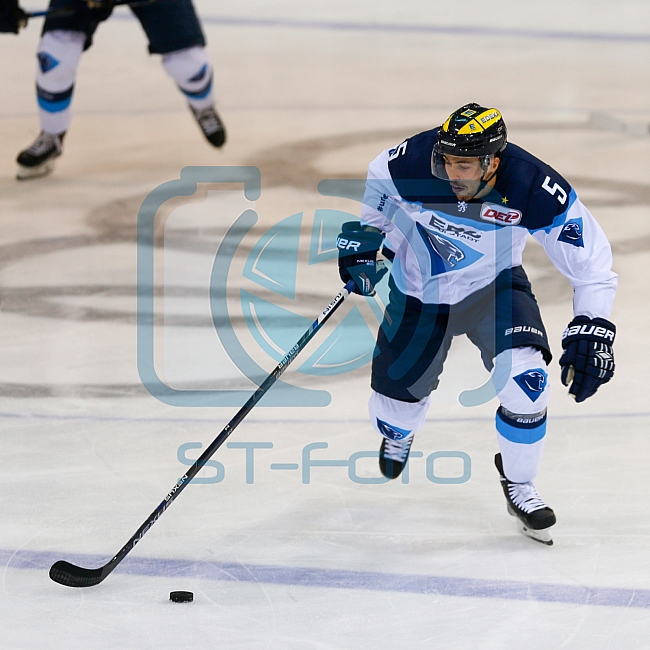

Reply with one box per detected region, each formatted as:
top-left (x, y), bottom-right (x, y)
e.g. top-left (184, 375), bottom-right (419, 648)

top-left (49, 279), bottom-right (357, 588)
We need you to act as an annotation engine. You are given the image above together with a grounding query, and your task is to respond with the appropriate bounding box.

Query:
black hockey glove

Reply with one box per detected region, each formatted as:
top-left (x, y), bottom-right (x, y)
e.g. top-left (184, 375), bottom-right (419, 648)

top-left (559, 315), bottom-right (616, 403)
top-left (337, 221), bottom-right (387, 296)
top-left (0, 0), bottom-right (28, 33)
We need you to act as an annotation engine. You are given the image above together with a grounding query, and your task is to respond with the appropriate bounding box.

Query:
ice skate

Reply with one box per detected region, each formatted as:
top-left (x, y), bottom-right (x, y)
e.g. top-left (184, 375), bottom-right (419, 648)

top-left (379, 434), bottom-right (414, 479)
top-left (190, 104), bottom-right (226, 148)
top-left (494, 453), bottom-right (556, 546)
top-left (16, 131), bottom-right (65, 180)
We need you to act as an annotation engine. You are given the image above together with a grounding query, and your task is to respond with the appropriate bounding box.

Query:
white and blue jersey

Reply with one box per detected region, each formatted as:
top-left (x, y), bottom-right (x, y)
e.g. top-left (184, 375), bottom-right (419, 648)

top-left (361, 128), bottom-right (617, 318)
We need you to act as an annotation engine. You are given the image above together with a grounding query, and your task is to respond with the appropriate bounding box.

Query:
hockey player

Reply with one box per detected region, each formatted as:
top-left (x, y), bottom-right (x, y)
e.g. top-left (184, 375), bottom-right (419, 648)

top-left (11, 0), bottom-right (226, 180)
top-left (337, 104), bottom-right (617, 545)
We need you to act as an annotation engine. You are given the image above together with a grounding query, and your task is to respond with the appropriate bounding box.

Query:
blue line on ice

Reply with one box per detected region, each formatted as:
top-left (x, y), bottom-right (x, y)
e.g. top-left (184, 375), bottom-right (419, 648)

top-left (3, 549), bottom-right (649, 609)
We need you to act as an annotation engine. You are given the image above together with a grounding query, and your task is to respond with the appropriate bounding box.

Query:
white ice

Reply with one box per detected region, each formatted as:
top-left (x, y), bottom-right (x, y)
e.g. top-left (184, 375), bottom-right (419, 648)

top-left (1, 1), bottom-right (650, 648)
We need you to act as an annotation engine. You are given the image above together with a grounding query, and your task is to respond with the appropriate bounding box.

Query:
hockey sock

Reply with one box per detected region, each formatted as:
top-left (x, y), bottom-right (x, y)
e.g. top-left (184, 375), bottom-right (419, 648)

top-left (36, 30), bottom-right (85, 135)
top-left (496, 407), bottom-right (546, 483)
top-left (494, 347), bottom-right (550, 483)
top-left (369, 391), bottom-right (430, 439)
top-left (162, 46), bottom-right (214, 110)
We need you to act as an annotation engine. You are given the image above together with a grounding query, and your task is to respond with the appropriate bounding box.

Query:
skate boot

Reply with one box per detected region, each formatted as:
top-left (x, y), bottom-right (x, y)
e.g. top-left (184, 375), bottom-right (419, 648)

top-left (495, 453), bottom-right (556, 545)
top-left (16, 131), bottom-right (65, 180)
top-left (379, 433), bottom-right (414, 480)
top-left (190, 105), bottom-right (226, 148)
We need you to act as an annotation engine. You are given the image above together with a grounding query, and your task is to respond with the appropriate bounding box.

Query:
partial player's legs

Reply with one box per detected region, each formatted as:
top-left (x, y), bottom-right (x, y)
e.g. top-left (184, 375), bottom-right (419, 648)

top-left (132, 0), bottom-right (226, 148)
top-left (369, 279), bottom-right (451, 478)
top-left (17, 30), bottom-right (84, 179)
top-left (493, 346), bottom-right (556, 544)
top-left (161, 47), bottom-right (226, 148)
top-left (369, 392), bottom-right (430, 479)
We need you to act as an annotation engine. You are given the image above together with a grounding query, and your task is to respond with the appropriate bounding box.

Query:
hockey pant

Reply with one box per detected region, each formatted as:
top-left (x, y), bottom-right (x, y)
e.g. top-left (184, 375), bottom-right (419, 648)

top-left (369, 346), bottom-right (550, 483)
top-left (35, 31), bottom-right (214, 134)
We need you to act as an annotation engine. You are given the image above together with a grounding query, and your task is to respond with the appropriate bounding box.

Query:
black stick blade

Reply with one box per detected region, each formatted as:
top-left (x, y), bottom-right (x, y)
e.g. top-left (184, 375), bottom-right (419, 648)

top-left (49, 561), bottom-right (106, 587)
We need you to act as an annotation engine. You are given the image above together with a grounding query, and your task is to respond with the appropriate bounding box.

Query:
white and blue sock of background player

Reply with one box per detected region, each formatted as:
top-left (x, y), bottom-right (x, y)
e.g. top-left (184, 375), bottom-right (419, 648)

top-left (36, 32), bottom-right (215, 135)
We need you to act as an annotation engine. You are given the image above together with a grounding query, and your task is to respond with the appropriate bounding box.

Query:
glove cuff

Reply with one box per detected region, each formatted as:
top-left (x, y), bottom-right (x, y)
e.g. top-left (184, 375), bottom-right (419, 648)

top-left (561, 315), bottom-right (616, 348)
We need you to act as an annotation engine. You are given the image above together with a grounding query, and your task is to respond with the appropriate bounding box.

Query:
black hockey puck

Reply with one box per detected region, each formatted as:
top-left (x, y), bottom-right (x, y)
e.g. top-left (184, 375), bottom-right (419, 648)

top-left (170, 590), bottom-right (193, 603)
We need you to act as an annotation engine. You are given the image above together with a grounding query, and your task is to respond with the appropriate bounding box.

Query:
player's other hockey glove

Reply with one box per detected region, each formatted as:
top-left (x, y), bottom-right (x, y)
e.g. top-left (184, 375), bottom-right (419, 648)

top-left (337, 221), bottom-right (387, 296)
top-left (559, 315), bottom-right (616, 403)
top-left (0, 0), bottom-right (28, 33)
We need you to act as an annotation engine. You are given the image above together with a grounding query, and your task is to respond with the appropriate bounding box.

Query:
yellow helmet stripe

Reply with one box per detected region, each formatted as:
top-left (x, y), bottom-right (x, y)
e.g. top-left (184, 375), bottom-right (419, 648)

top-left (475, 108), bottom-right (502, 130)
top-left (457, 119), bottom-right (483, 135)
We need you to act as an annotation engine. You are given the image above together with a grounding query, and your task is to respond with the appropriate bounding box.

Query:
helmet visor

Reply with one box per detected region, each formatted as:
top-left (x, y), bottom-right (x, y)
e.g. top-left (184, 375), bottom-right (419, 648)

top-left (431, 145), bottom-right (495, 181)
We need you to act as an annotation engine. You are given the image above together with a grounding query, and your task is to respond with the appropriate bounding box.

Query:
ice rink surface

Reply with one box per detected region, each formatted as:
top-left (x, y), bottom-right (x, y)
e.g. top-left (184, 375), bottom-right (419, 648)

top-left (1, 1), bottom-right (650, 647)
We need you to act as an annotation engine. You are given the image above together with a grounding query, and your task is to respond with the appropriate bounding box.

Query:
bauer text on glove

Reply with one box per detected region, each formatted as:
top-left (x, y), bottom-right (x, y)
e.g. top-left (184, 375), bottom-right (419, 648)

top-left (337, 221), bottom-right (388, 296)
top-left (559, 315), bottom-right (615, 403)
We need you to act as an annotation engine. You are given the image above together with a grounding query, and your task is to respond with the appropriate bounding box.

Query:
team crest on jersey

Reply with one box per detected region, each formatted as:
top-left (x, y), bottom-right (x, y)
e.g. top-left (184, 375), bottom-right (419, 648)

top-left (416, 223), bottom-right (484, 274)
top-left (558, 218), bottom-right (584, 247)
top-left (513, 368), bottom-right (548, 402)
top-left (480, 203), bottom-right (522, 226)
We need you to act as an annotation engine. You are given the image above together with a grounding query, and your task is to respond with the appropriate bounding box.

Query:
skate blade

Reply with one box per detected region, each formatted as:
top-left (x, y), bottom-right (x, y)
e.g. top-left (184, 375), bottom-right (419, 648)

top-left (16, 160), bottom-right (56, 181)
top-left (507, 505), bottom-right (553, 545)
top-left (515, 518), bottom-right (553, 546)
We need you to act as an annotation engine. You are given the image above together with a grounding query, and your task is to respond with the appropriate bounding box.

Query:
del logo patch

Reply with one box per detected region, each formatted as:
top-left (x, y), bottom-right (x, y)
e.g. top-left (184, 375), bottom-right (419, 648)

top-left (480, 203), bottom-right (522, 226)
top-left (558, 218), bottom-right (584, 247)
top-left (513, 368), bottom-right (548, 402)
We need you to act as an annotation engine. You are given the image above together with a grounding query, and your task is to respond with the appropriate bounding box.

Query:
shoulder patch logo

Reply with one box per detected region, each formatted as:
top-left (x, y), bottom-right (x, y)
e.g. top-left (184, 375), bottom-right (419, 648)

top-left (513, 368), bottom-right (548, 402)
top-left (480, 203), bottom-right (522, 226)
top-left (558, 218), bottom-right (584, 247)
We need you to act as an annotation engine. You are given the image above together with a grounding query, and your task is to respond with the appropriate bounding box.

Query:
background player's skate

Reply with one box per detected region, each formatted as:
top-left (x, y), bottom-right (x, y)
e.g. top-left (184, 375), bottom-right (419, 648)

top-left (16, 130), bottom-right (64, 180)
top-left (190, 104), bottom-right (226, 148)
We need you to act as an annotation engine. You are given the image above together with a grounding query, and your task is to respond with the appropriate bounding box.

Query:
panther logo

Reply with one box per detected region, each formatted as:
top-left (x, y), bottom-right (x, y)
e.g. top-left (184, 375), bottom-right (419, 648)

top-left (561, 222), bottom-right (582, 241)
top-left (513, 368), bottom-right (548, 402)
top-left (423, 230), bottom-right (466, 267)
top-left (376, 419), bottom-right (411, 441)
top-left (520, 370), bottom-right (547, 393)
top-left (558, 219), bottom-right (584, 247)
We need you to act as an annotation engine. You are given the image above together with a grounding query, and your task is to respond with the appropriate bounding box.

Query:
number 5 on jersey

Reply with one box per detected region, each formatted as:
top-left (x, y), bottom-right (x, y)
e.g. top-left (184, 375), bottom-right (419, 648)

top-left (542, 175), bottom-right (567, 205)
top-left (388, 141), bottom-right (407, 161)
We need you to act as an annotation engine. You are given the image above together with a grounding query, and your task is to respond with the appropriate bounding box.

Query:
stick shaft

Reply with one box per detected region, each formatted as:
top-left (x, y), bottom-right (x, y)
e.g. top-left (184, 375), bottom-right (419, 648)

top-left (53, 281), bottom-right (355, 585)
